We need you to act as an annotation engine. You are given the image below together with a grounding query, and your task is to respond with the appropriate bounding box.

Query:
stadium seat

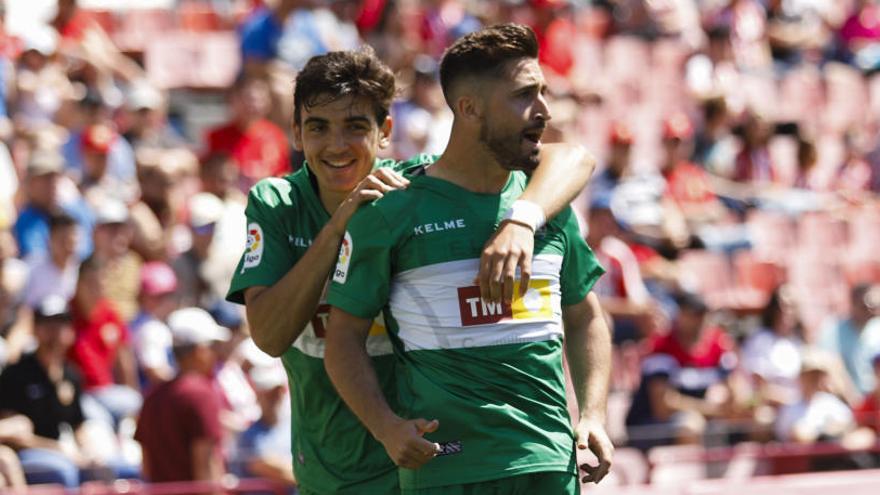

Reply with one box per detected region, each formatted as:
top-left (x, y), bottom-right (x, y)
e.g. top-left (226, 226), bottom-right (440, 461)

top-left (178, 2), bottom-right (225, 32)
top-left (145, 32), bottom-right (241, 89)
top-left (677, 250), bottom-right (766, 311)
top-left (746, 210), bottom-right (796, 264)
top-left (112, 9), bottom-right (175, 53)
top-left (733, 250), bottom-right (784, 297)
top-left (648, 444), bottom-right (708, 486)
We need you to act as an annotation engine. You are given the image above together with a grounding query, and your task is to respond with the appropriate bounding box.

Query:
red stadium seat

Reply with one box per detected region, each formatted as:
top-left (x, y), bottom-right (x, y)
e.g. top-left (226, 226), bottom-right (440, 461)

top-left (747, 210), bottom-right (796, 264)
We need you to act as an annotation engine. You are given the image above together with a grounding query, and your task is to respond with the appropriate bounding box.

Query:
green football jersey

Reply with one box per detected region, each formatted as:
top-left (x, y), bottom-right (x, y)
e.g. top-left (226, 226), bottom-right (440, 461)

top-left (226, 155), bottom-right (434, 494)
top-left (326, 169), bottom-right (604, 490)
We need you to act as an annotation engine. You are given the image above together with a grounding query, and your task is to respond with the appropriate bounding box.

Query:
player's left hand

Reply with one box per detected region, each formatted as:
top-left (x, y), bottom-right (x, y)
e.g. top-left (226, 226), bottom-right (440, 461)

top-left (477, 221), bottom-right (534, 305)
top-left (575, 417), bottom-right (614, 484)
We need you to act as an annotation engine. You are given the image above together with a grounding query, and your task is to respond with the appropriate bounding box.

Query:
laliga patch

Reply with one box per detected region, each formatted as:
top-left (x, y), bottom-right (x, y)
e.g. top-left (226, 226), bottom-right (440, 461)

top-left (242, 223), bottom-right (264, 272)
top-left (333, 231), bottom-right (352, 283)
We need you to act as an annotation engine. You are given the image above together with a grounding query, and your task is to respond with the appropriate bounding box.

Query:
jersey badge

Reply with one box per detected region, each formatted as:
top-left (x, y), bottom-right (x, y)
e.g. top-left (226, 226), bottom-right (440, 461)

top-left (333, 231), bottom-right (353, 283)
top-left (242, 223), bottom-right (264, 272)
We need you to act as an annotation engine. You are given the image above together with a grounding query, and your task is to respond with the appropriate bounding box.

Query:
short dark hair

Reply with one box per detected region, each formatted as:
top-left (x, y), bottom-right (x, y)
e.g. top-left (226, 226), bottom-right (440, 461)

top-left (47, 211), bottom-right (76, 232)
top-left (293, 47), bottom-right (396, 125)
top-left (438, 23), bottom-right (539, 108)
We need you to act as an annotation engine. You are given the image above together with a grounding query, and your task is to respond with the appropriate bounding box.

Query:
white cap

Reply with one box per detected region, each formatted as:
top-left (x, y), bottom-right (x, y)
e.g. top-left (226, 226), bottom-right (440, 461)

top-left (95, 199), bottom-right (129, 225)
top-left (189, 193), bottom-right (224, 229)
top-left (22, 24), bottom-right (58, 56)
top-left (168, 307), bottom-right (231, 347)
top-left (127, 84), bottom-right (164, 111)
top-left (250, 364), bottom-right (288, 391)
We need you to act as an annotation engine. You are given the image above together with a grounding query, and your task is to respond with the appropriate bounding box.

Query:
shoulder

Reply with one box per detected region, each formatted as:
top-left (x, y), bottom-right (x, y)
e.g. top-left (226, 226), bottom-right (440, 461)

top-left (249, 175), bottom-right (296, 205)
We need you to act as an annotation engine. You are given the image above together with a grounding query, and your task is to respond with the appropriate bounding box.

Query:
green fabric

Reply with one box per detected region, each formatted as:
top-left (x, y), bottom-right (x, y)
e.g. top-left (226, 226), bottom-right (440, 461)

top-left (399, 469), bottom-right (579, 495)
top-left (327, 170), bottom-right (604, 489)
top-left (225, 155), bottom-right (434, 494)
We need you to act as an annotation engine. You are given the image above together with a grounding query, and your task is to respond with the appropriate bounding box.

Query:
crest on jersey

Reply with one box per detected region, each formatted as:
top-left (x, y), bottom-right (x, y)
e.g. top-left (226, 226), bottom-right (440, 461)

top-left (333, 231), bottom-right (352, 283)
top-left (242, 223), bottom-right (264, 271)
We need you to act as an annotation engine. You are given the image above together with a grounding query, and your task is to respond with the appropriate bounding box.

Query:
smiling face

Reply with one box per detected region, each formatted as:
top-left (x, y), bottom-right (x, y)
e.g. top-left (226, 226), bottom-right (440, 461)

top-left (292, 94), bottom-right (392, 196)
top-left (476, 58), bottom-right (551, 171)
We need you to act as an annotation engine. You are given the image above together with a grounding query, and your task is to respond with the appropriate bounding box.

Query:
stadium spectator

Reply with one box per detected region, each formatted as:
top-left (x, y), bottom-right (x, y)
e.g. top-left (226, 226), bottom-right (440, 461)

top-left (0, 295), bottom-right (104, 487)
top-left (235, 364), bottom-right (294, 488)
top-left (90, 200), bottom-right (141, 322)
top-left (775, 350), bottom-right (855, 443)
top-left (587, 196), bottom-right (655, 343)
top-left (135, 307), bottom-right (229, 483)
top-left (390, 55), bottom-right (450, 160)
top-left (741, 286), bottom-right (806, 407)
top-left (13, 149), bottom-right (93, 261)
top-left (14, 24), bottom-right (72, 135)
top-left (239, 0), bottom-right (301, 75)
top-left (818, 284), bottom-right (880, 396)
top-left (625, 292), bottom-right (738, 450)
top-left (22, 211), bottom-right (79, 308)
top-left (732, 111), bottom-right (776, 185)
top-left (121, 84), bottom-right (186, 151)
top-left (198, 155), bottom-right (247, 298)
top-left (79, 123), bottom-right (139, 206)
top-left (204, 76), bottom-right (290, 190)
top-left (173, 192), bottom-right (224, 309)
top-left (854, 353), bottom-right (880, 435)
top-left (129, 262), bottom-right (178, 389)
top-left (69, 257), bottom-right (141, 429)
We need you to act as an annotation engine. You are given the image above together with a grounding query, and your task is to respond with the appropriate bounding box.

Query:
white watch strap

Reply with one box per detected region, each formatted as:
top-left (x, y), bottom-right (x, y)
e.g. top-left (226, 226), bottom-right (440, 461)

top-left (502, 200), bottom-right (546, 232)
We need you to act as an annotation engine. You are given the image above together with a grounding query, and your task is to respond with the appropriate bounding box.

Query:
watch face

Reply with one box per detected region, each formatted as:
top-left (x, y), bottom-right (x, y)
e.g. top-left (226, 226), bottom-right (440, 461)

top-left (56, 380), bottom-right (74, 406)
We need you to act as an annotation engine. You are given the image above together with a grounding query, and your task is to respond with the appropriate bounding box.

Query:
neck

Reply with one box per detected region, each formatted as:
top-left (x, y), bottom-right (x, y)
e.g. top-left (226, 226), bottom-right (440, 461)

top-left (36, 347), bottom-right (63, 378)
top-left (319, 189), bottom-right (349, 216)
top-left (429, 125), bottom-right (511, 194)
top-left (49, 249), bottom-right (68, 270)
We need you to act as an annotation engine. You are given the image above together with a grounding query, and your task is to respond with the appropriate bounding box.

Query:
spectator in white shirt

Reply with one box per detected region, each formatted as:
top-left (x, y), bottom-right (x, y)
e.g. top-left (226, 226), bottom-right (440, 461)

top-left (23, 212), bottom-right (79, 309)
top-left (129, 262), bottom-right (178, 389)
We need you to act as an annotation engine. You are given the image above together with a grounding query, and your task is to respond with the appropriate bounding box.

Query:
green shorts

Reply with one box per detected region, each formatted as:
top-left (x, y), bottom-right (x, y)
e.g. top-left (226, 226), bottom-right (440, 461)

top-left (400, 471), bottom-right (578, 495)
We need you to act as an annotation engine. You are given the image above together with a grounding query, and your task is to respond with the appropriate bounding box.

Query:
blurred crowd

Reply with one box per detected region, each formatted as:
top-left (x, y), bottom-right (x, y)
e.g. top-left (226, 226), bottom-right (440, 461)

top-left (1, 0), bottom-right (880, 491)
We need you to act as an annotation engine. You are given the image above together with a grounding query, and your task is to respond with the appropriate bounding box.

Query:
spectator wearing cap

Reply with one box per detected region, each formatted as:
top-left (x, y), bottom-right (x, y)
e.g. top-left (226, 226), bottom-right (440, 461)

top-left (60, 92), bottom-right (137, 198)
top-left (390, 55), bottom-right (451, 160)
top-left (774, 350), bottom-right (855, 444)
top-left (121, 83), bottom-right (185, 150)
top-left (14, 23), bottom-right (73, 133)
top-left (234, 364), bottom-right (295, 489)
top-left (22, 211), bottom-right (80, 308)
top-left (625, 291), bottom-right (739, 450)
top-left (587, 195), bottom-right (656, 345)
top-left (0, 295), bottom-right (94, 487)
top-left (129, 262), bottom-right (179, 389)
top-left (204, 76), bottom-right (290, 190)
top-left (68, 256), bottom-right (141, 430)
top-left (80, 123), bottom-right (139, 206)
top-left (13, 149), bottom-right (94, 260)
top-left (91, 199), bottom-right (142, 322)
top-left (135, 307), bottom-right (229, 483)
top-left (818, 284), bottom-right (880, 396)
top-left (589, 121), bottom-right (635, 202)
top-left (173, 193), bottom-right (225, 309)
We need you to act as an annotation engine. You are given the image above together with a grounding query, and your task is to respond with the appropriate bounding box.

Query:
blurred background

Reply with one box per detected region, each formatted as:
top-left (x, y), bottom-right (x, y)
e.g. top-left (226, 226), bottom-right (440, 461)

top-left (0, 0), bottom-right (880, 494)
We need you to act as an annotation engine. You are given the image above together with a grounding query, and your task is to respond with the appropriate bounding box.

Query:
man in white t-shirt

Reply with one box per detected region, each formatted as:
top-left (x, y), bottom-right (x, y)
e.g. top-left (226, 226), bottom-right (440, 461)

top-left (23, 211), bottom-right (79, 308)
top-left (129, 262), bottom-right (178, 388)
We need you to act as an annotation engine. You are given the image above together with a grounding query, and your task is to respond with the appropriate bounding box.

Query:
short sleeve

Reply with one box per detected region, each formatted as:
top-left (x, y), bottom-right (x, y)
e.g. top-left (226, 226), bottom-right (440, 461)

top-left (557, 207), bottom-right (605, 305)
top-left (326, 204), bottom-right (395, 320)
top-left (226, 181), bottom-right (297, 304)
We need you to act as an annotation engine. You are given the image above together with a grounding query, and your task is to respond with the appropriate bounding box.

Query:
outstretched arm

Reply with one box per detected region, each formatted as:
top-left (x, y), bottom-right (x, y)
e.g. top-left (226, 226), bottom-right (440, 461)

top-left (478, 143), bottom-right (595, 303)
top-left (563, 291), bottom-right (614, 484)
top-left (324, 307), bottom-right (439, 470)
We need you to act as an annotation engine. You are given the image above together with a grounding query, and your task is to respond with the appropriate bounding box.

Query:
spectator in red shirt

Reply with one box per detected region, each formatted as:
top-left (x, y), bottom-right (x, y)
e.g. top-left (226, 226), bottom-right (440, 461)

top-left (68, 256), bottom-right (141, 430)
top-left (855, 353), bottom-right (880, 434)
top-left (625, 292), bottom-right (739, 449)
top-left (660, 113), bottom-right (728, 225)
top-left (135, 307), bottom-right (230, 483)
top-left (205, 76), bottom-right (290, 191)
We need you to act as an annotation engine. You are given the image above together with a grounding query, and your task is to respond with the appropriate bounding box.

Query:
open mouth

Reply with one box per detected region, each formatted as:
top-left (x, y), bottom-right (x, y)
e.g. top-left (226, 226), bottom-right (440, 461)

top-left (522, 127), bottom-right (545, 144)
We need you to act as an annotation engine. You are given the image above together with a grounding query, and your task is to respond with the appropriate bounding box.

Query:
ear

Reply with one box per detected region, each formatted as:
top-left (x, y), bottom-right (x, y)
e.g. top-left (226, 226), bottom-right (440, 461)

top-left (455, 94), bottom-right (484, 124)
top-left (291, 120), bottom-right (304, 152)
top-left (378, 115), bottom-right (393, 149)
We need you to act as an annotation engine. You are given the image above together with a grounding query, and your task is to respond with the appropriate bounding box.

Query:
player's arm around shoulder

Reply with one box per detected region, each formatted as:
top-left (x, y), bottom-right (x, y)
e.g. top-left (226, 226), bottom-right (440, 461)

top-left (238, 170), bottom-right (409, 357)
top-left (478, 143), bottom-right (596, 305)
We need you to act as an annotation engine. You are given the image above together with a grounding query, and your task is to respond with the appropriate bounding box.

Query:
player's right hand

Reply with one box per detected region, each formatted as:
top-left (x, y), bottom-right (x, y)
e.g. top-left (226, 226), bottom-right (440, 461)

top-left (329, 168), bottom-right (410, 235)
top-left (377, 417), bottom-right (440, 470)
